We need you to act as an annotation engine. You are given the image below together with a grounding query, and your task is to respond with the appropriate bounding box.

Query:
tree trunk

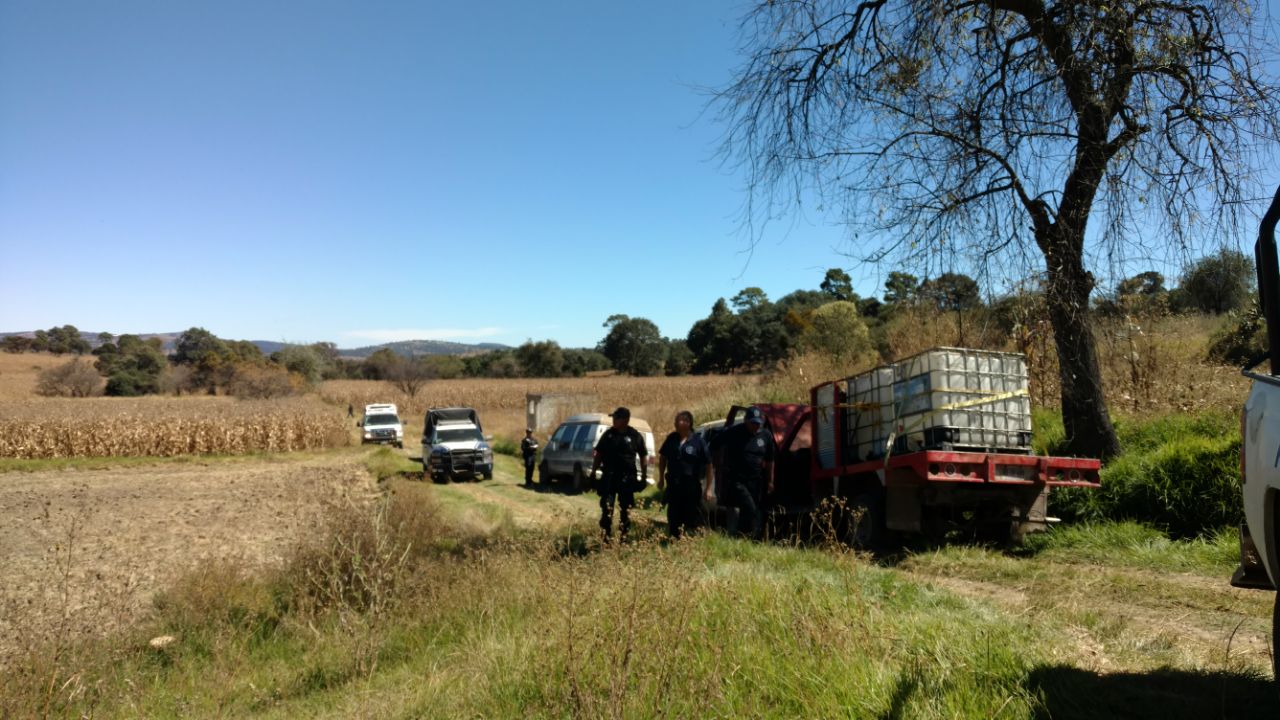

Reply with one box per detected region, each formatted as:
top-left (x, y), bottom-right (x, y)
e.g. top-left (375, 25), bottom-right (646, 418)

top-left (1042, 234), bottom-right (1122, 461)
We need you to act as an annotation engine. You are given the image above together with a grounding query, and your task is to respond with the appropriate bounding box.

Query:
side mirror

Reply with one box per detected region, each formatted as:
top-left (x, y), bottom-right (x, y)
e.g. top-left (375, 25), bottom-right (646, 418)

top-left (485, 434), bottom-right (494, 441)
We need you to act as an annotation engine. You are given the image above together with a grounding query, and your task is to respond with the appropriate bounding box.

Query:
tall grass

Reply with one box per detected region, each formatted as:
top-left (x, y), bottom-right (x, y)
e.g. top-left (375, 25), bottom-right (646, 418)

top-left (2, 475), bottom-right (1272, 718)
top-left (1050, 411), bottom-right (1241, 538)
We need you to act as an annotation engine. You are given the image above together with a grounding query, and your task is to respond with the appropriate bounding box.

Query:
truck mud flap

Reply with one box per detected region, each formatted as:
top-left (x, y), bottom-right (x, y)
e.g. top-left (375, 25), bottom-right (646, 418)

top-left (1230, 523), bottom-right (1276, 590)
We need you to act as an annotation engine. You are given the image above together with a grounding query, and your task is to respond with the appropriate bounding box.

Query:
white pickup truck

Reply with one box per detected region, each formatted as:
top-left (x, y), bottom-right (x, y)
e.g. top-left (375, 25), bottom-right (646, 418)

top-left (1232, 185), bottom-right (1280, 687)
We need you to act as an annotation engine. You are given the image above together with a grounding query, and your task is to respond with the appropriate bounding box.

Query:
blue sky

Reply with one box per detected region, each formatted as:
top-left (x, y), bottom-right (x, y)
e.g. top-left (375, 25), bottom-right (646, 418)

top-left (2, 1), bottom-right (1278, 349)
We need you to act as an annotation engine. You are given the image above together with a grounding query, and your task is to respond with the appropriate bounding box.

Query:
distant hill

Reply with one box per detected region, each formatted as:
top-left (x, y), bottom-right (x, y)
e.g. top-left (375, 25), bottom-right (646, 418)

top-left (337, 340), bottom-right (510, 359)
top-left (0, 331), bottom-right (508, 358)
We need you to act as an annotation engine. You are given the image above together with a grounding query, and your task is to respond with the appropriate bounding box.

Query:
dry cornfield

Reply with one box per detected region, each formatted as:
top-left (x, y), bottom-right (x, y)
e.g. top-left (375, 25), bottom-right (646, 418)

top-left (321, 374), bottom-right (762, 443)
top-left (0, 396), bottom-right (351, 459)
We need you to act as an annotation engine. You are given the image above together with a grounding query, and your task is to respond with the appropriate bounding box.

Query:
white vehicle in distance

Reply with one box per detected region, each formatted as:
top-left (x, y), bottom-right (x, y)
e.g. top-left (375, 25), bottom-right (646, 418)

top-left (539, 413), bottom-right (656, 493)
top-left (360, 403), bottom-right (404, 448)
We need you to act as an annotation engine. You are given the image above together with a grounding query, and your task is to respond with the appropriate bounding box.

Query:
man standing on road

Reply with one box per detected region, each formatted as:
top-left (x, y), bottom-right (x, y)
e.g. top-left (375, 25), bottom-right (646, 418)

top-left (713, 406), bottom-right (775, 539)
top-left (590, 407), bottom-right (647, 541)
top-left (658, 410), bottom-right (711, 539)
top-left (521, 428), bottom-right (539, 487)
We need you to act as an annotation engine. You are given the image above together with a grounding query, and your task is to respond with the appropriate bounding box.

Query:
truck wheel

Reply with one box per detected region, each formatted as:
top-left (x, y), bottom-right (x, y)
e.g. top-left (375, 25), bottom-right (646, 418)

top-left (482, 470), bottom-right (493, 481)
top-left (572, 464), bottom-right (587, 494)
top-left (847, 491), bottom-right (887, 550)
top-left (538, 461), bottom-right (550, 485)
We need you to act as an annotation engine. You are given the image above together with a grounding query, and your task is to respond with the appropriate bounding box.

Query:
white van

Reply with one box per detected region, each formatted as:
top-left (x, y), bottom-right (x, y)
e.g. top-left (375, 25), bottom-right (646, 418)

top-left (539, 413), bottom-right (655, 493)
top-left (360, 403), bottom-right (404, 448)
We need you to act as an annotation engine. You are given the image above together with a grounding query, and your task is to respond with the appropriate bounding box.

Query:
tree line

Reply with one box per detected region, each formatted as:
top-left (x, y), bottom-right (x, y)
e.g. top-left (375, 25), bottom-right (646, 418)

top-left (15, 247), bottom-right (1254, 398)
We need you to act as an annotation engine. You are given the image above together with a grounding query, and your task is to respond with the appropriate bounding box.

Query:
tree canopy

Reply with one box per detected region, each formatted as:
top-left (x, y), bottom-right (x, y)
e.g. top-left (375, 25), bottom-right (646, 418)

top-left (718, 0), bottom-right (1280, 458)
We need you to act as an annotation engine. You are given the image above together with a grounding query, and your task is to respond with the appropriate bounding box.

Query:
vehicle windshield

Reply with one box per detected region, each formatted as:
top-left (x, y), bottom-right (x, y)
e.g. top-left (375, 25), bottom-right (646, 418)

top-left (364, 414), bottom-right (399, 426)
top-left (436, 427), bottom-right (483, 443)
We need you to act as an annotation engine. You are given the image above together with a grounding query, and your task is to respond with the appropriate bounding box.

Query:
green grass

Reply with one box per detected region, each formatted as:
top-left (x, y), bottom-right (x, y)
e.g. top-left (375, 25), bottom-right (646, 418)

top-left (361, 445), bottom-right (419, 482)
top-left (4, 426), bottom-right (1274, 719)
top-left (1038, 409), bottom-right (1242, 538)
top-left (7, 508), bottom-right (1274, 719)
top-left (1020, 521), bottom-right (1238, 574)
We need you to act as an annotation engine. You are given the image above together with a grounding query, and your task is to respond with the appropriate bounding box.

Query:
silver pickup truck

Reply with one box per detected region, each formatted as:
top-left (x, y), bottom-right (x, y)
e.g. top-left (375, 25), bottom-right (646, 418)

top-left (1232, 185), bottom-right (1280, 688)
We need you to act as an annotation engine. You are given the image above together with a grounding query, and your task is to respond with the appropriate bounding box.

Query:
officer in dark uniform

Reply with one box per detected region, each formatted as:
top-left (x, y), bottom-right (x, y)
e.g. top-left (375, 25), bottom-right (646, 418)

top-left (712, 406), bottom-right (775, 539)
top-left (590, 407), bottom-right (647, 540)
top-left (520, 428), bottom-right (539, 487)
top-left (658, 410), bottom-right (711, 538)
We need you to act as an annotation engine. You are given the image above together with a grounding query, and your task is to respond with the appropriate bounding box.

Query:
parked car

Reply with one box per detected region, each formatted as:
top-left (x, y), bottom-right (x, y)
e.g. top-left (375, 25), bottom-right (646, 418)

top-left (360, 403), bottom-right (403, 448)
top-left (1231, 184), bottom-right (1280, 690)
top-left (539, 413), bottom-right (655, 493)
top-left (422, 407), bottom-right (493, 482)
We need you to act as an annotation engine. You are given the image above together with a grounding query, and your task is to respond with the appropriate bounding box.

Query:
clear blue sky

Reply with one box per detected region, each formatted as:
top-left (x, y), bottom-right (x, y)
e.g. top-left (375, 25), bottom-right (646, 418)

top-left (2, 1), bottom-right (1277, 349)
top-left (1, 0), bottom-right (868, 349)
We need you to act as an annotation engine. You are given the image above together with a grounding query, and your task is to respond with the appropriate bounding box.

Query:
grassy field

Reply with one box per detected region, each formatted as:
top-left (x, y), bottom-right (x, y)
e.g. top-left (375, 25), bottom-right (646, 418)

top-left (2, 445), bottom-right (1273, 719)
top-left (0, 329), bottom-right (1272, 718)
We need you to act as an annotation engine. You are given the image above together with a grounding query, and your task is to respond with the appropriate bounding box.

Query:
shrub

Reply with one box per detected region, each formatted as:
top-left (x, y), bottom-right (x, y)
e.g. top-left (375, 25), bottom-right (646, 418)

top-left (227, 363), bottom-right (301, 399)
top-left (491, 436), bottom-right (519, 456)
top-left (1206, 303), bottom-right (1265, 365)
top-left (105, 368), bottom-right (161, 396)
top-left (1052, 412), bottom-right (1241, 538)
top-left (35, 358), bottom-right (101, 397)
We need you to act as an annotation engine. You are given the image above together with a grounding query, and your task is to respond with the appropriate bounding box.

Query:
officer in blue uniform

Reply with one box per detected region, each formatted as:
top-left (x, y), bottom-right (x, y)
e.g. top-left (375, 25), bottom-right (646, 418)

top-left (658, 410), bottom-right (711, 538)
top-left (590, 407), bottom-right (647, 540)
top-left (520, 428), bottom-right (539, 487)
top-left (712, 406), bottom-right (775, 539)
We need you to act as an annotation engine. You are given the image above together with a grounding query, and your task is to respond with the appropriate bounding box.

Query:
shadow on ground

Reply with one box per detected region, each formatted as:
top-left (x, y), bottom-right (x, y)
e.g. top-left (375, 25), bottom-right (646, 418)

top-left (1025, 665), bottom-right (1277, 720)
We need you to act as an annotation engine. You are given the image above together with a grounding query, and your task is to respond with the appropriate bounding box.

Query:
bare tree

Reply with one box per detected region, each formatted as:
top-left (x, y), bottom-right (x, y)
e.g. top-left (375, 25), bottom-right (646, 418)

top-left (718, 0), bottom-right (1280, 458)
top-left (386, 356), bottom-right (434, 400)
top-left (36, 358), bottom-right (101, 397)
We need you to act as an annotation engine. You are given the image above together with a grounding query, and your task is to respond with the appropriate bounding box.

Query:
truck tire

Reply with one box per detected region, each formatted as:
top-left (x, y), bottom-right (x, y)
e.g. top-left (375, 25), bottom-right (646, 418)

top-left (482, 470), bottom-right (493, 481)
top-left (572, 464), bottom-right (588, 494)
top-left (847, 491), bottom-right (887, 550)
top-left (538, 461), bottom-right (550, 485)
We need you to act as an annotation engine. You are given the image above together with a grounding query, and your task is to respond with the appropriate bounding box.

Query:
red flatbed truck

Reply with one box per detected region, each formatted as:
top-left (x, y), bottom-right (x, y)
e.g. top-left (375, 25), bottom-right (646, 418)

top-left (719, 397), bottom-right (1102, 546)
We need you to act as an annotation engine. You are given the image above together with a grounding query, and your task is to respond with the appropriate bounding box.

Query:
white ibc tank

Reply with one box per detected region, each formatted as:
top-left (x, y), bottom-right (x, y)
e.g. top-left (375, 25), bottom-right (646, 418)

top-left (842, 348), bottom-right (1032, 460)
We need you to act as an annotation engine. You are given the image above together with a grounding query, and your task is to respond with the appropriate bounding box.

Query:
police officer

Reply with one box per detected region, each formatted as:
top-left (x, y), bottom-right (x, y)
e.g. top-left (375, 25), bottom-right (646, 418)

top-left (713, 406), bottom-right (775, 539)
top-left (657, 410), bottom-right (711, 539)
top-left (520, 428), bottom-right (539, 487)
top-left (590, 407), bottom-right (647, 540)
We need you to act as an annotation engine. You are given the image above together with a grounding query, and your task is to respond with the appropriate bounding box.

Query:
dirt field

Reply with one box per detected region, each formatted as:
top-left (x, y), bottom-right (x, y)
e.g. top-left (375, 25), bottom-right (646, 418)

top-left (0, 452), bottom-right (375, 661)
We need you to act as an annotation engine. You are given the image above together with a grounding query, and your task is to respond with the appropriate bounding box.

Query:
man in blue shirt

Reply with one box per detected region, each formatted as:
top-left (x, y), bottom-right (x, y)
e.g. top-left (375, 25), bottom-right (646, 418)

top-left (590, 407), bottom-right (647, 540)
top-left (712, 406), bottom-right (775, 539)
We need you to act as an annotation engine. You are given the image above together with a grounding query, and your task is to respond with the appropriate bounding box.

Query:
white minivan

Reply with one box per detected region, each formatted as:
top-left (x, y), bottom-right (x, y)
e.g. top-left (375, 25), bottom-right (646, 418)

top-left (539, 413), bottom-right (655, 493)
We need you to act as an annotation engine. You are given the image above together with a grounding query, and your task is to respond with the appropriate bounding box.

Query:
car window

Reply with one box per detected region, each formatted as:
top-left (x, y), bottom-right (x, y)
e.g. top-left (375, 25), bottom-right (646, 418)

top-left (550, 424), bottom-right (570, 444)
top-left (364, 414), bottom-right (399, 426)
top-left (436, 427), bottom-right (482, 443)
top-left (571, 423), bottom-right (595, 451)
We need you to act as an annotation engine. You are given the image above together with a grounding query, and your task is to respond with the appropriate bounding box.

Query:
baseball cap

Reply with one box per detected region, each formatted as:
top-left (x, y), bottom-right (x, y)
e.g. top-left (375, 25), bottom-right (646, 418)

top-left (744, 407), bottom-right (764, 424)
top-left (610, 407), bottom-right (631, 420)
